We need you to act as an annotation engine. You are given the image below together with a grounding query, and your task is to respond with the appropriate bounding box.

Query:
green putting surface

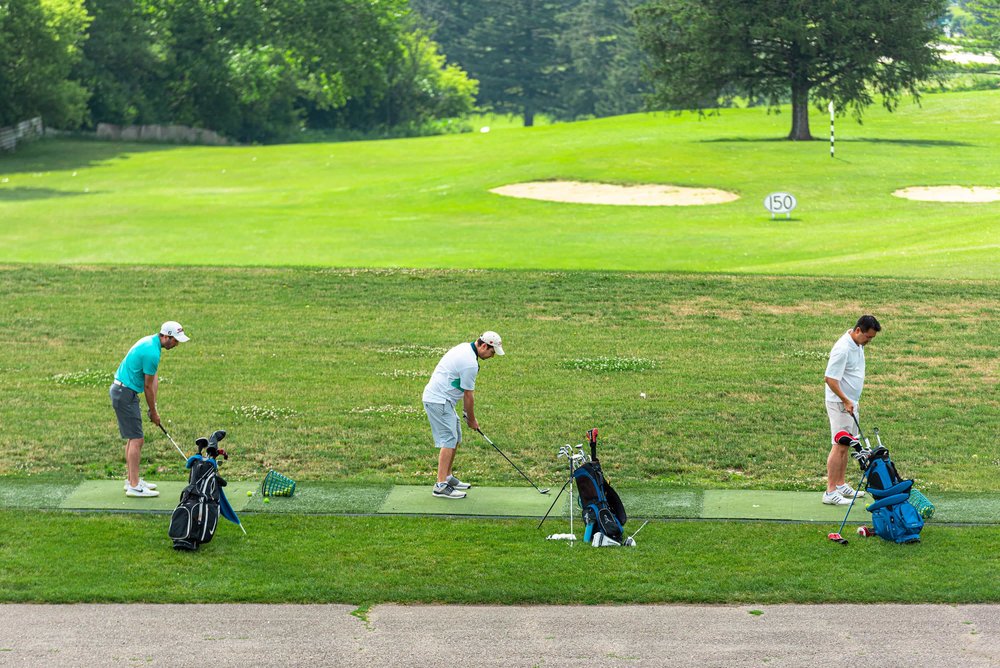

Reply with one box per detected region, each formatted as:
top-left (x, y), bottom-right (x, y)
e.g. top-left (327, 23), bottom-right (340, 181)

top-left (59, 480), bottom-right (259, 511)
top-left (702, 490), bottom-right (874, 523)
top-left (379, 485), bottom-right (556, 517)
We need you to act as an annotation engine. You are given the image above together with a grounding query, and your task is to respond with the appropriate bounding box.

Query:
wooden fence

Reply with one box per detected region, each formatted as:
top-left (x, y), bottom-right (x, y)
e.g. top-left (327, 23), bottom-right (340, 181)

top-left (0, 117), bottom-right (44, 152)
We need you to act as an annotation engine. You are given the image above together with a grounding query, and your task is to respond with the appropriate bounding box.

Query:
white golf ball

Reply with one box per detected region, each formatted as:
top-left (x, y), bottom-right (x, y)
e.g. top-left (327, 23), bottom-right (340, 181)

top-left (480, 126), bottom-right (491, 133)
top-left (640, 392), bottom-right (647, 399)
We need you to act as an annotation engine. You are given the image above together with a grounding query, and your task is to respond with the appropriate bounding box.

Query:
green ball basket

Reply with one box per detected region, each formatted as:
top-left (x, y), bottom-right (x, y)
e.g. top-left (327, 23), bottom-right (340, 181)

top-left (910, 489), bottom-right (935, 520)
top-left (261, 469), bottom-right (296, 497)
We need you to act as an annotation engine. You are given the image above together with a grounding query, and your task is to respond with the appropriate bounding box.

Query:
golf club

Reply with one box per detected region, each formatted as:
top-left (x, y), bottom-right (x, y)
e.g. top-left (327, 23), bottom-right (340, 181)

top-left (465, 413), bottom-right (550, 494)
top-left (849, 411), bottom-right (872, 450)
top-left (828, 465), bottom-right (869, 546)
top-left (539, 445), bottom-right (578, 530)
top-left (158, 423), bottom-right (188, 459)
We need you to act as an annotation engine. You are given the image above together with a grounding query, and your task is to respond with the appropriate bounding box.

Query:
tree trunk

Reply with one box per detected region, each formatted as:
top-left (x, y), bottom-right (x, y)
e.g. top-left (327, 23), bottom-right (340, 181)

top-left (523, 104), bottom-right (535, 128)
top-left (788, 81), bottom-right (812, 141)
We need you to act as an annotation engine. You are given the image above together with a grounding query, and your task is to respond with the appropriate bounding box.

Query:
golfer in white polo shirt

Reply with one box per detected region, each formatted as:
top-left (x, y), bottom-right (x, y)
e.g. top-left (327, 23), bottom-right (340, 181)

top-left (823, 315), bottom-right (880, 505)
top-left (422, 331), bottom-right (505, 499)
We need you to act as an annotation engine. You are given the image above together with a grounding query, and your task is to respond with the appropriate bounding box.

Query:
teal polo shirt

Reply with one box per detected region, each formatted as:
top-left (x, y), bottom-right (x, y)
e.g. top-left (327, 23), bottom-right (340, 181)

top-left (115, 334), bottom-right (162, 393)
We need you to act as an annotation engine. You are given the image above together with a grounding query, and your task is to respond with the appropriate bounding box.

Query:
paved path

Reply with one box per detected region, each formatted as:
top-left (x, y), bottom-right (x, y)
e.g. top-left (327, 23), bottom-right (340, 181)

top-left (2, 603), bottom-right (998, 667)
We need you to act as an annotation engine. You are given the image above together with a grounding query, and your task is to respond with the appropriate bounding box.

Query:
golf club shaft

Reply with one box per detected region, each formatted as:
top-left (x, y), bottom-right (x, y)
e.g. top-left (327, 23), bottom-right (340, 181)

top-left (628, 520), bottom-right (650, 540)
top-left (477, 428), bottom-right (549, 493)
top-left (849, 411), bottom-right (871, 449)
top-left (158, 423), bottom-right (187, 459)
top-left (837, 468), bottom-right (868, 536)
top-left (537, 477), bottom-right (572, 529)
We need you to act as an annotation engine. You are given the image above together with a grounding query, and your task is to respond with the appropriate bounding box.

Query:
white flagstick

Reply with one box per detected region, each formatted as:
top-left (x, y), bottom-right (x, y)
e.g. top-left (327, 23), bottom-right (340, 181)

top-left (829, 100), bottom-right (835, 158)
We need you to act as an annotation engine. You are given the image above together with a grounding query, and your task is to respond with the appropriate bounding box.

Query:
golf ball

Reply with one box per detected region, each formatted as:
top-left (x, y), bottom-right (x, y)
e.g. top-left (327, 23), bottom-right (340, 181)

top-left (263, 497), bottom-right (270, 504)
top-left (640, 392), bottom-right (647, 399)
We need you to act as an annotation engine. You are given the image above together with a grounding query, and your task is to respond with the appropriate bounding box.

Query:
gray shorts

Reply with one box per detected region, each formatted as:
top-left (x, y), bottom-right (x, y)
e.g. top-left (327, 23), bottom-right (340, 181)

top-left (826, 401), bottom-right (858, 445)
top-left (424, 401), bottom-right (461, 449)
top-left (110, 382), bottom-right (143, 439)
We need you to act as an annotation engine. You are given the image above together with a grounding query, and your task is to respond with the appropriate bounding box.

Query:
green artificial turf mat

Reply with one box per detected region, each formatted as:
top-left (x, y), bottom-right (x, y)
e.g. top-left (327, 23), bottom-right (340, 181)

top-left (379, 485), bottom-right (556, 517)
top-left (621, 487), bottom-right (703, 518)
top-left (59, 480), bottom-right (259, 511)
top-left (701, 490), bottom-right (870, 523)
top-left (0, 478), bottom-right (78, 509)
top-left (245, 482), bottom-right (392, 514)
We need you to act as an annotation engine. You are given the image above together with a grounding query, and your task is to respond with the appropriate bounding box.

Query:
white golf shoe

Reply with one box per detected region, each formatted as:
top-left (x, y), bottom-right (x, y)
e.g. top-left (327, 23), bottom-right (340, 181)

top-left (123, 478), bottom-right (157, 491)
top-left (125, 485), bottom-right (160, 498)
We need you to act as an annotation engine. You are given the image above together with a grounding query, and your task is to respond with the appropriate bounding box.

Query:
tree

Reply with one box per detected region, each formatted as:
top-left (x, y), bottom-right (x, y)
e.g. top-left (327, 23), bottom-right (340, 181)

top-left (0, 0), bottom-right (91, 128)
top-left (967, 0), bottom-right (1000, 52)
top-left (557, 0), bottom-right (650, 119)
top-left (634, 0), bottom-right (948, 140)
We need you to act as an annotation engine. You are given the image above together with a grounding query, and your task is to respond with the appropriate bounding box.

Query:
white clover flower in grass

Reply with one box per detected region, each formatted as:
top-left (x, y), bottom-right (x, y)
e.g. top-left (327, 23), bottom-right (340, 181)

top-left (562, 356), bottom-right (657, 372)
top-left (232, 405), bottom-right (298, 421)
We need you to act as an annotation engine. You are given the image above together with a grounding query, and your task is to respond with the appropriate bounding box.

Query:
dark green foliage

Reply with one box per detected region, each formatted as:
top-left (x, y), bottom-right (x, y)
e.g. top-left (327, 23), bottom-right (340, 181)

top-left (557, 0), bottom-right (650, 119)
top-left (5, 0), bottom-right (477, 141)
top-left (635, 0), bottom-right (949, 140)
top-left (0, 0), bottom-right (91, 128)
top-left (413, 0), bottom-right (649, 124)
top-left (967, 0), bottom-right (1000, 48)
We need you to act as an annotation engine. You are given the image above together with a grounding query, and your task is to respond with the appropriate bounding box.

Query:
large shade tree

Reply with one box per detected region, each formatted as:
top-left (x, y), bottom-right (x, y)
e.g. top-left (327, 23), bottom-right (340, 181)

top-left (634, 0), bottom-right (948, 140)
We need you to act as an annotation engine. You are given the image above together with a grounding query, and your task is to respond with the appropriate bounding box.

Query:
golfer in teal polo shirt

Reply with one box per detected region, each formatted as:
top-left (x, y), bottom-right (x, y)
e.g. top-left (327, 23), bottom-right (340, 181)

top-left (110, 321), bottom-right (189, 497)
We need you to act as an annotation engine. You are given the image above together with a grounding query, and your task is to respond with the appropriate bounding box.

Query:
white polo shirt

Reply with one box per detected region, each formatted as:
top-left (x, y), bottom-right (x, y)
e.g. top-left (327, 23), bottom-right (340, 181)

top-left (422, 343), bottom-right (479, 405)
top-left (825, 330), bottom-right (866, 403)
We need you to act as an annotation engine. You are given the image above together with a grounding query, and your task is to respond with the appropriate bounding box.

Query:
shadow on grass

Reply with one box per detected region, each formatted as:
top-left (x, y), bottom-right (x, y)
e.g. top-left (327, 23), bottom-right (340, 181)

top-left (702, 136), bottom-right (975, 147)
top-left (0, 187), bottom-right (102, 202)
top-left (0, 137), bottom-right (183, 175)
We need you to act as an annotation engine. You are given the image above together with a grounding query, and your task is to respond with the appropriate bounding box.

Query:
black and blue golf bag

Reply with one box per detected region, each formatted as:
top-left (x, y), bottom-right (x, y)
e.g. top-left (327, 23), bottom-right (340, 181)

top-left (168, 430), bottom-right (228, 551)
top-left (574, 429), bottom-right (627, 543)
top-left (863, 447), bottom-right (924, 544)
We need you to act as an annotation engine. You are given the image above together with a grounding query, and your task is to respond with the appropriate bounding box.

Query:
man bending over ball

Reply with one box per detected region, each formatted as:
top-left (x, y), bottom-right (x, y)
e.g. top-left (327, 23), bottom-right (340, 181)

top-left (422, 332), bottom-right (505, 499)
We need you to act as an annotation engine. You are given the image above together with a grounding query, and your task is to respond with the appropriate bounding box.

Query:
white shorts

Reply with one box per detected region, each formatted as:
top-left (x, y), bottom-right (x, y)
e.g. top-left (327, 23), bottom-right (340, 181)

top-left (826, 401), bottom-right (859, 445)
top-left (424, 401), bottom-right (461, 449)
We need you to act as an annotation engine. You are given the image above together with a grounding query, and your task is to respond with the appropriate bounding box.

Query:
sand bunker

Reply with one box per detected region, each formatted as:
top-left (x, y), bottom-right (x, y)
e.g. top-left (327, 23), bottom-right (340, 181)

top-left (893, 186), bottom-right (1000, 203)
top-left (490, 181), bottom-right (739, 206)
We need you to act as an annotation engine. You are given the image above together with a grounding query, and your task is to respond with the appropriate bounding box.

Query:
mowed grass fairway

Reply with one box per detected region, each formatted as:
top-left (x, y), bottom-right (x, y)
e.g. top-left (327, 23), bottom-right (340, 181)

top-left (0, 90), bottom-right (997, 278)
top-left (1, 92), bottom-right (998, 604)
top-left (0, 267), bottom-right (997, 490)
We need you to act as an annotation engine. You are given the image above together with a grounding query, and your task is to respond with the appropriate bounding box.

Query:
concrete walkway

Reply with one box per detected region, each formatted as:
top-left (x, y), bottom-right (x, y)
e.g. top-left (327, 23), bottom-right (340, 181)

top-left (2, 603), bottom-right (998, 667)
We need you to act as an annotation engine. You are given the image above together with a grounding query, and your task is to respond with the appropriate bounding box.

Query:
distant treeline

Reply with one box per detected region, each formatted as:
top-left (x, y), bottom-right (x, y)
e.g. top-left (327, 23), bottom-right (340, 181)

top-left (1, 0), bottom-right (478, 142)
top-left (412, 0), bottom-right (650, 127)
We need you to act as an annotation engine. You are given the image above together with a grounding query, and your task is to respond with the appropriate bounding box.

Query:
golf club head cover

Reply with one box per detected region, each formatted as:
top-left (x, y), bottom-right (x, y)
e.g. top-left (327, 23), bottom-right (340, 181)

top-left (835, 430), bottom-right (861, 449)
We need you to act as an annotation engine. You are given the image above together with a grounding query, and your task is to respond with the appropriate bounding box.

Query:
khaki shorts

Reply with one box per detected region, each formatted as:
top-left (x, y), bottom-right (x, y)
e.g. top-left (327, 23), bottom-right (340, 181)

top-left (424, 401), bottom-right (461, 449)
top-left (826, 401), bottom-right (858, 445)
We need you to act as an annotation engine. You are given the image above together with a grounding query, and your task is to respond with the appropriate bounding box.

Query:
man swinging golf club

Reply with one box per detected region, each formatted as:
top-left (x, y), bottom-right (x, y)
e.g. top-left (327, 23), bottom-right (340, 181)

top-left (823, 315), bottom-right (880, 505)
top-left (110, 321), bottom-right (189, 497)
top-left (422, 331), bottom-right (504, 499)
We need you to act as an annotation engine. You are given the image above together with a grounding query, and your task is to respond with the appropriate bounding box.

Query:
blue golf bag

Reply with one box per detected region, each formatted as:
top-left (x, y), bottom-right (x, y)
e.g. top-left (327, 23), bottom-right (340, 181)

top-left (574, 429), bottom-right (627, 543)
top-left (863, 447), bottom-right (924, 544)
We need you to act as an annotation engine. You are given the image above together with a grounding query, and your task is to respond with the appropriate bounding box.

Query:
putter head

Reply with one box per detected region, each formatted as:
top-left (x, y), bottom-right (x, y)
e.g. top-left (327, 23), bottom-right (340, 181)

top-left (827, 532), bottom-right (849, 546)
top-left (540, 488), bottom-right (550, 494)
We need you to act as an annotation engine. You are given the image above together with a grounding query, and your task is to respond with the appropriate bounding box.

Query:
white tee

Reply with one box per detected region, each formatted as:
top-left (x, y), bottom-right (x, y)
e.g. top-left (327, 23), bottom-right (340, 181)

top-left (422, 342), bottom-right (479, 405)
top-left (825, 330), bottom-right (866, 403)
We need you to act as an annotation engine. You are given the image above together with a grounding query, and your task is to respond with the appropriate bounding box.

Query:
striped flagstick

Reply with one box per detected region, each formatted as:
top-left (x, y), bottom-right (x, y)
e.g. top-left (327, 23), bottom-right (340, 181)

top-left (829, 100), bottom-right (835, 158)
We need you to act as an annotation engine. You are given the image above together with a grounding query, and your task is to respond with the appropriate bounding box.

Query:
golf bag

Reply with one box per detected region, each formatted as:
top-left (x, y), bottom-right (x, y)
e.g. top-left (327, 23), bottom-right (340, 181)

top-left (574, 429), bottom-right (627, 543)
top-left (863, 446), bottom-right (924, 544)
top-left (168, 430), bottom-right (228, 551)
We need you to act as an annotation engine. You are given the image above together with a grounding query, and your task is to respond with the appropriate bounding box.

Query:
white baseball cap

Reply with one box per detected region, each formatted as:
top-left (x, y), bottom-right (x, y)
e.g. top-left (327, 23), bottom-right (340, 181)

top-left (160, 321), bottom-right (190, 342)
top-left (480, 331), bottom-right (504, 355)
